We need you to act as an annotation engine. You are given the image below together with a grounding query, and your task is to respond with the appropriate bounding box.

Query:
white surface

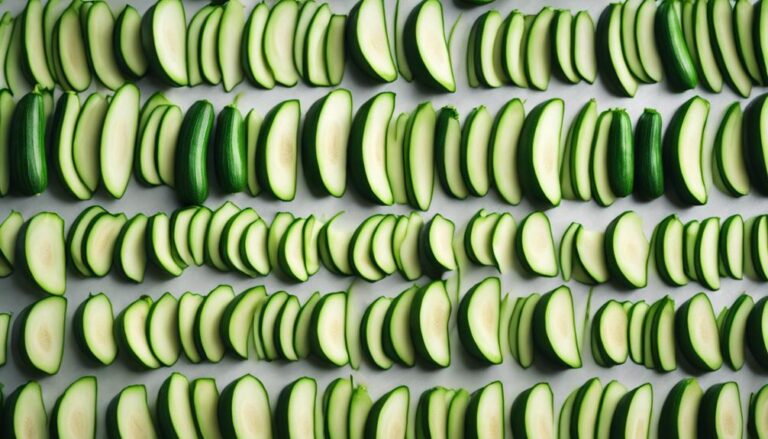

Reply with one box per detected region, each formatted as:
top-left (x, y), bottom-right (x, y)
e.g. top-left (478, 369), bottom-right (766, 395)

top-left (0, 0), bottom-right (766, 437)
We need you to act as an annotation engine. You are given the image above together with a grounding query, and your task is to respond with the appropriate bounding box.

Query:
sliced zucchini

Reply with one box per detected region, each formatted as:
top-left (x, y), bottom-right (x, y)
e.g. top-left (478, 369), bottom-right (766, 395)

top-left (258, 100), bottom-right (300, 201)
top-left (460, 105), bottom-right (492, 196)
top-left (573, 10), bottom-right (597, 83)
top-left (676, 292), bottom-right (721, 371)
top-left (51, 376), bottom-right (97, 439)
top-left (348, 0), bottom-right (397, 82)
top-left (501, 10), bottom-right (528, 87)
top-left (465, 381), bottom-right (504, 439)
top-left (100, 84), bottom-right (139, 198)
top-left (490, 98), bottom-right (525, 204)
top-left (218, 0), bottom-right (245, 91)
top-left (748, 296), bottom-right (768, 367)
top-left (362, 296), bottom-right (394, 369)
top-left (350, 215), bottom-right (385, 282)
top-left (525, 7), bottom-right (555, 90)
top-left (574, 227), bottom-right (609, 285)
top-left (365, 386), bottom-right (409, 438)
top-left (721, 294), bottom-right (754, 370)
top-left (115, 5), bottom-right (148, 79)
top-left (473, 11), bottom-right (505, 88)
top-left (597, 3), bottom-right (638, 96)
top-left (567, 99), bottom-right (598, 201)
top-left (628, 301), bottom-right (648, 364)
top-left (116, 296), bottom-right (159, 369)
top-left (264, 0), bottom-right (300, 87)
top-left (195, 285), bottom-right (235, 363)
top-left (699, 382), bottom-right (743, 439)
top-left (147, 293), bottom-right (180, 367)
top-left (605, 211), bottom-right (649, 288)
top-left (518, 98), bottom-right (564, 207)
top-left (533, 285), bottom-right (581, 368)
top-left (552, 10), bottom-right (579, 84)
top-left (749, 384), bottom-right (768, 439)
top-left (664, 95), bottom-right (709, 205)
top-left (141, 0), bottom-right (188, 86)
top-left (404, 102), bottom-right (437, 211)
top-left (592, 300), bottom-right (629, 366)
top-left (570, 378), bottom-right (603, 439)
top-left (2, 381), bottom-right (48, 438)
top-left (218, 375), bottom-right (273, 439)
top-left (590, 110), bottom-right (616, 206)
top-left (276, 377), bottom-right (317, 438)
top-left (275, 295), bottom-right (300, 361)
top-left (595, 380), bottom-right (628, 439)
top-left (458, 277), bottom-right (501, 364)
top-left (84, 1), bottom-right (124, 89)
top-left (206, 201), bottom-right (240, 272)
top-left (243, 3), bottom-right (275, 89)
top-left (55, 3), bottom-right (90, 91)
top-left (709, 0), bottom-right (752, 97)
top-left (51, 92), bottom-right (91, 199)
top-left (516, 211), bottom-right (558, 277)
top-left (147, 213), bottom-right (184, 277)
top-left (694, 217), bottom-right (721, 290)
top-left (178, 292), bottom-right (204, 363)
top-left (714, 103), bottom-right (749, 197)
top-left (303, 4), bottom-right (332, 86)
top-left (383, 285), bottom-right (418, 367)
top-left (735, 0), bottom-right (761, 84)
top-left (73, 293), bottom-right (117, 366)
top-left (17, 296), bottom-right (67, 374)
top-left (349, 92), bottom-right (395, 205)
top-left (654, 214), bottom-right (687, 286)
top-left (303, 89), bottom-right (352, 198)
top-left (310, 291), bottom-right (349, 366)
top-left (611, 384), bottom-right (653, 439)
top-left (19, 212), bottom-right (66, 295)
top-left (510, 383), bottom-right (554, 439)
top-left (435, 106), bottom-right (467, 199)
top-left (325, 377), bottom-right (353, 439)
top-left (403, 0), bottom-right (455, 92)
top-left (371, 215), bottom-right (398, 275)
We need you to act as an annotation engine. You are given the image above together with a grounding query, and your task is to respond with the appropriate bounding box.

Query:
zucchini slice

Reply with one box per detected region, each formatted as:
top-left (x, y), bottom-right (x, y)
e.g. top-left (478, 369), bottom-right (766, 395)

top-left (621, 0), bottom-right (652, 83)
top-left (349, 215), bottom-right (385, 282)
top-left (136, 105), bottom-right (166, 185)
top-left (566, 99), bottom-right (598, 201)
top-left (574, 226), bottom-right (609, 285)
top-left (218, 0), bottom-right (245, 92)
top-left (206, 201), bottom-right (240, 271)
top-left (694, 217), bottom-right (721, 290)
top-left (115, 5), bottom-right (148, 80)
top-left (310, 291), bottom-right (349, 366)
top-left (592, 300), bottom-right (628, 366)
top-left (552, 10), bottom-right (579, 84)
top-left (51, 92), bottom-right (91, 199)
top-left (404, 102), bottom-right (437, 211)
top-left (651, 296), bottom-right (677, 372)
top-left (490, 98), bottom-right (525, 204)
top-left (664, 95), bottom-right (709, 205)
top-left (51, 376), bottom-right (97, 439)
top-left (148, 213), bottom-right (184, 277)
top-left (573, 10), bottom-right (597, 83)
top-left (19, 212), bottom-right (66, 295)
top-left (362, 296), bottom-right (395, 369)
top-left (605, 211), bottom-right (649, 288)
top-left (55, 3), bottom-right (90, 91)
top-left (465, 381), bottom-right (504, 439)
top-left (464, 209), bottom-right (499, 267)
top-left (190, 378), bottom-right (222, 438)
top-left (659, 378), bottom-right (702, 438)
top-left (699, 382), bottom-right (743, 439)
top-left (276, 377), bottom-right (317, 438)
top-left (387, 112), bottom-right (410, 204)
top-left (558, 389), bottom-right (578, 439)
top-left (525, 7), bottom-right (555, 90)
top-left (199, 7), bottom-right (223, 85)
top-left (186, 5), bottom-right (213, 87)
top-left (721, 293), bottom-right (754, 370)
top-left (735, 0), bottom-right (762, 84)
top-left (676, 292), bottom-right (722, 371)
top-left (147, 293), bottom-right (180, 367)
top-left (415, 387), bottom-right (451, 439)
top-left (560, 222), bottom-right (580, 282)
top-left (264, 0), bottom-right (300, 87)
top-left (73, 92), bottom-right (106, 193)
top-left (458, 277), bottom-right (501, 364)
top-left (510, 383), bottom-right (554, 439)
top-left (383, 285), bottom-right (418, 367)
top-left (516, 211), bottom-right (558, 277)
top-left (157, 373), bottom-right (196, 439)
top-left (611, 384), bottom-right (653, 439)
top-left (656, 0), bottom-right (698, 90)
top-left (303, 4), bottom-right (332, 86)
top-left (518, 98), bottom-right (564, 207)
top-left (258, 100), bottom-right (300, 201)
top-left (596, 380), bottom-right (628, 438)
top-left (714, 103), bottom-right (749, 197)
top-left (294, 1), bottom-right (319, 80)
top-left (178, 292), bottom-right (204, 363)
top-left (114, 214), bottom-right (148, 283)
top-left (709, 0), bottom-right (752, 97)
top-left (403, 0), bottom-right (455, 92)
top-left (460, 105), bottom-right (492, 196)
top-left (635, 0), bottom-right (663, 82)
top-left (473, 10), bottom-right (506, 88)
top-left (654, 214), bottom-right (688, 286)
top-left (596, 3), bottom-right (638, 96)
top-left (410, 281), bottom-right (451, 368)
top-left (743, 93), bottom-right (768, 194)
top-left (195, 285), bottom-right (235, 363)
top-left (501, 10), bottom-right (528, 87)
top-left (156, 105), bottom-right (182, 188)
top-left (511, 293), bottom-right (540, 368)
top-left (243, 3), bottom-right (275, 89)
top-left (533, 285), bottom-right (581, 368)
top-left (366, 386), bottom-right (409, 438)
top-left (116, 296), bottom-right (159, 369)
top-left (22, 0), bottom-right (55, 89)
top-left (303, 89), bottom-right (352, 198)
top-left (349, 92), bottom-right (395, 205)
top-left (241, 218), bottom-right (270, 276)
top-left (295, 292), bottom-right (321, 360)
top-left (420, 214), bottom-right (456, 276)
top-left (17, 296), bottom-right (67, 374)
top-left (4, 381), bottom-right (48, 438)
top-left (371, 215), bottom-right (398, 275)
top-left (73, 293), bottom-right (117, 366)
top-left (571, 378), bottom-right (603, 438)
top-left (221, 208), bottom-right (259, 277)
top-left (693, 0), bottom-right (724, 93)
top-left (749, 384), bottom-right (768, 439)
top-left (221, 286), bottom-right (265, 359)
top-left (748, 296), bottom-right (768, 367)
top-left (684, 220), bottom-right (701, 281)
top-left (318, 212), bottom-right (353, 276)
top-left (67, 206), bottom-right (104, 277)
top-left (219, 375), bottom-right (272, 438)
top-left (0, 312), bottom-right (8, 365)
top-left (84, 1), bottom-right (124, 90)
top-left (590, 110), bottom-right (616, 206)
top-left (435, 106), bottom-right (467, 199)
top-left (326, 14), bottom-right (347, 85)
top-left (349, 0), bottom-right (397, 82)
top-left (169, 207), bottom-right (196, 268)
top-left (628, 301), bottom-right (648, 364)
top-left (490, 213), bottom-right (516, 274)
top-left (142, 0), bottom-right (188, 86)
top-left (100, 84), bottom-right (139, 198)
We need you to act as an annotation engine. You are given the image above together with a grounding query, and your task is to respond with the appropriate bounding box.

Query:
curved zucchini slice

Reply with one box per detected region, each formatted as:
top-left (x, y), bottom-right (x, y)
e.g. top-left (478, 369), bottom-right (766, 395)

top-left (362, 296), bottom-right (394, 369)
top-left (510, 383), bottom-right (554, 439)
top-left (219, 375), bottom-right (273, 438)
top-left (73, 293), bottom-right (117, 366)
top-left (525, 7), bottom-right (555, 91)
top-left (714, 103), bottom-right (749, 197)
top-left (276, 377), bottom-right (317, 438)
top-left (302, 4), bottom-right (332, 86)
top-left (516, 212), bottom-right (558, 277)
top-left (22, 0), bottom-right (55, 89)
top-left (635, 0), bottom-right (663, 82)
top-left (420, 214), bottom-right (456, 276)
top-left (605, 211), bottom-right (649, 288)
top-left (518, 98), bottom-right (564, 207)
top-left (106, 386), bottom-right (156, 438)
top-left (303, 89), bottom-right (352, 198)
top-left (748, 296), bottom-right (768, 367)
top-left (676, 292), bottom-right (722, 371)
top-left (533, 285), bottom-right (581, 368)
top-left (460, 105), bottom-right (492, 196)
top-left (243, 3), bottom-right (275, 89)
top-left (383, 285), bottom-right (418, 367)
top-left (350, 215), bottom-right (385, 282)
top-left (73, 92), bottom-right (106, 193)
top-left (156, 105), bottom-right (182, 188)
top-left (693, 0), bottom-right (724, 92)
top-left (570, 378), bottom-right (603, 438)
top-left (195, 285), bottom-right (235, 363)
top-left (611, 384), bottom-right (653, 439)
top-left (387, 112), bottom-right (410, 204)
top-left (114, 214), bottom-right (148, 283)
top-left (141, 0), bottom-right (187, 86)
top-left (371, 215), bottom-right (398, 275)
top-left (186, 5), bottom-right (213, 87)
top-left (596, 381), bottom-right (628, 438)
top-left (156, 373), bottom-right (197, 439)
top-left (115, 5), bottom-right (148, 80)
top-left (264, 0), bottom-right (299, 87)
top-left (199, 7), bottom-right (223, 85)
top-left (189, 378), bottom-right (222, 439)
top-left (404, 102), bottom-right (437, 211)
top-left (218, 0), bottom-right (245, 92)
top-left (241, 218), bottom-right (270, 276)
top-left (310, 291), bottom-right (349, 366)
top-left (222, 286), bottom-right (265, 359)
top-left (567, 99), bottom-right (598, 201)
top-left (3, 381), bottom-right (48, 438)
top-left (294, 1), bottom-right (320, 80)
top-left (694, 217), bottom-right (720, 291)
top-left (664, 95), bottom-right (709, 205)
top-left (699, 382), bottom-right (743, 439)
top-left (116, 296), bottom-right (159, 369)
top-left (655, 214), bottom-right (688, 286)
top-left (721, 293), bottom-right (754, 370)
top-left (553, 10), bottom-right (578, 84)
top-left (435, 106), bottom-right (466, 199)
top-left (365, 386), bottom-right (409, 438)
top-left (178, 292), bottom-right (203, 363)
top-left (326, 14), bottom-right (347, 86)
top-left (620, 0), bottom-right (651, 83)
top-left (147, 293), bottom-right (180, 367)
top-left (709, 0), bottom-right (752, 97)
top-left (596, 4), bottom-right (638, 96)
top-left (749, 383), bottom-right (768, 439)
top-left (742, 93), bottom-right (768, 194)
top-left (490, 98), bottom-right (524, 204)
top-left (592, 300), bottom-right (628, 366)
top-left (659, 377), bottom-right (702, 439)
top-left (403, 0), bottom-right (455, 92)
top-left (67, 206), bottom-right (104, 277)
top-left (51, 92), bottom-right (90, 199)
top-left (590, 110), bottom-right (616, 206)
top-left (18, 212), bottom-right (65, 295)
top-left (465, 381), bottom-right (504, 439)
top-left (473, 10), bottom-right (506, 88)
top-left (572, 10), bottom-right (597, 83)
top-left (51, 376), bottom-right (97, 439)
top-left (257, 100), bottom-right (300, 201)
top-left (501, 11), bottom-right (528, 87)
top-left (55, 3), bottom-right (90, 91)
top-left (349, 92), bottom-right (395, 205)
top-left (656, 0), bottom-right (698, 90)
top-left (349, 0), bottom-right (397, 82)
top-left (100, 84), bottom-right (139, 198)
top-left (457, 277), bottom-right (501, 364)
top-left (148, 213), bottom-right (184, 277)
top-left (17, 296), bottom-right (67, 374)
top-left (735, 0), bottom-right (761, 84)
top-left (84, 2), bottom-right (124, 90)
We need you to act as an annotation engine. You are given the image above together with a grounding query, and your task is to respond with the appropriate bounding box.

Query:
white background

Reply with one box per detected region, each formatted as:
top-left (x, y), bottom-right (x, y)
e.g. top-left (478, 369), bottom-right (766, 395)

top-left (1, 0), bottom-right (767, 437)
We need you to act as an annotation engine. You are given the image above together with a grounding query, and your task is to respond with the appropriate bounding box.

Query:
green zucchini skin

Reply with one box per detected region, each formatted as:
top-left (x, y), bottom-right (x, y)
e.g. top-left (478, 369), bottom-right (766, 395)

top-left (10, 91), bottom-right (47, 195)
top-left (517, 98), bottom-right (564, 207)
top-left (634, 109), bottom-right (664, 199)
top-left (743, 93), bottom-right (768, 194)
top-left (748, 296), bottom-right (768, 367)
top-left (607, 108), bottom-right (634, 197)
top-left (175, 100), bottom-right (214, 205)
top-left (663, 96), bottom-right (708, 205)
top-left (214, 105), bottom-right (246, 193)
top-left (655, 0), bottom-right (698, 90)
top-left (596, 4), bottom-right (631, 96)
